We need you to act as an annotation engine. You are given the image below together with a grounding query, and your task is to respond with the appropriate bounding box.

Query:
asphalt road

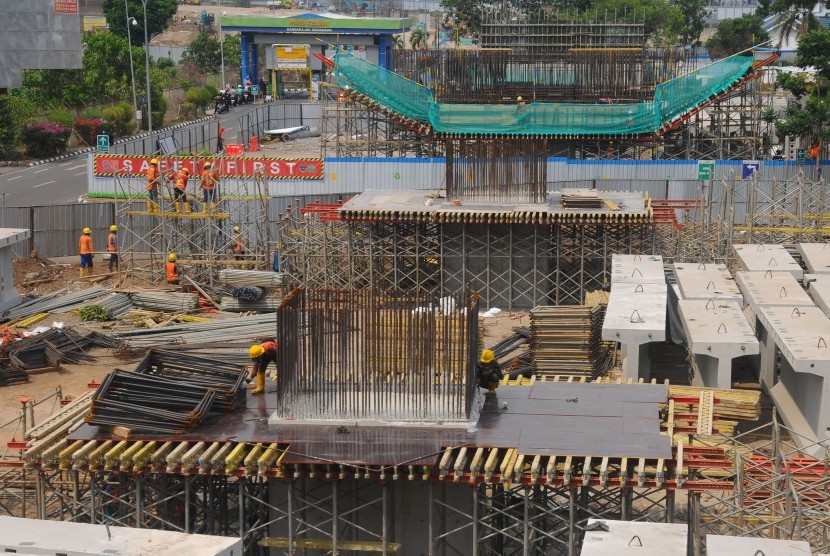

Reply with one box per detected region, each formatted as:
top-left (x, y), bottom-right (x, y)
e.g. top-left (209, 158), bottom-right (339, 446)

top-left (0, 103), bottom-right (255, 208)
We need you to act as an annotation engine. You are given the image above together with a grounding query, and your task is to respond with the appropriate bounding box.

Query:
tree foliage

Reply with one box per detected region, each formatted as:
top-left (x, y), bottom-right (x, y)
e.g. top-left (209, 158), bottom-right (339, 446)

top-left (409, 27), bottom-right (430, 50)
top-left (705, 14), bottom-right (769, 58)
top-left (769, 0), bottom-right (828, 47)
top-left (182, 32), bottom-right (222, 72)
top-left (673, 0), bottom-right (710, 46)
top-left (103, 0), bottom-right (178, 47)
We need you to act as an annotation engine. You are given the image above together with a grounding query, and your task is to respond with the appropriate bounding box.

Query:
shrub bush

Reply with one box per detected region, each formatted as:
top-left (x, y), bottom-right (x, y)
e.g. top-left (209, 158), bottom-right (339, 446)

top-left (73, 118), bottom-right (106, 145)
top-left (23, 122), bottom-right (71, 158)
top-left (102, 104), bottom-right (134, 137)
top-left (47, 109), bottom-right (74, 127)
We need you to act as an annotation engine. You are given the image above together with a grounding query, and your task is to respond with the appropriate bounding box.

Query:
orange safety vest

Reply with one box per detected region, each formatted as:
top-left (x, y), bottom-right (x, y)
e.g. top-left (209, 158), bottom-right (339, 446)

top-left (232, 233), bottom-right (245, 253)
top-left (174, 173), bottom-right (189, 191)
top-left (79, 234), bottom-right (93, 255)
top-left (146, 165), bottom-right (159, 191)
top-left (166, 262), bottom-right (178, 282)
top-left (261, 341), bottom-right (277, 356)
top-left (201, 170), bottom-right (218, 190)
top-left (107, 233), bottom-right (117, 253)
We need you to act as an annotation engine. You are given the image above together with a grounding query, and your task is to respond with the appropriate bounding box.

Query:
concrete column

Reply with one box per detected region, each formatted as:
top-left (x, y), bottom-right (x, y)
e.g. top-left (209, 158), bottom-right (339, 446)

top-left (378, 35), bottom-right (388, 69)
top-left (250, 44), bottom-right (258, 82)
top-left (241, 33), bottom-right (251, 83)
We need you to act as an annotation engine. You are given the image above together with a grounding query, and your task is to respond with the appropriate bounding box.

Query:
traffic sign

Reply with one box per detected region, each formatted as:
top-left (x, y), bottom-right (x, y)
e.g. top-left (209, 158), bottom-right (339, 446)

top-left (742, 160), bottom-right (760, 179)
top-left (96, 134), bottom-right (110, 153)
top-left (697, 160), bottom-right (715, 180)
top-left (797, 148), bottom-right (806, 165)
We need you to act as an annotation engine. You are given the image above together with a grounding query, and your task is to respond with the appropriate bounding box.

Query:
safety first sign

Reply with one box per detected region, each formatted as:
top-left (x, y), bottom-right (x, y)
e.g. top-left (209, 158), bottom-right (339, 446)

top-left (94, 155), bottom-right (324, 180)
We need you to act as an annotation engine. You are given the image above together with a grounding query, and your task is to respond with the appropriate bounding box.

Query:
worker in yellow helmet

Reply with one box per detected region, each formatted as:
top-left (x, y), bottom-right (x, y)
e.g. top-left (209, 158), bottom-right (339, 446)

top-left (78, 227), bottom-right (93, 277)
top-left (166, 253), bottom-right (180, 285)
top-left (476, 349), bottom-right (503, 395)
top-left (170, 167), bottom-right (191, 214)
top-left (106, 225), bottom-right (118, 272)
top-left (232, 225), bottom-right (246, 260)
top-left (146, 158), bottom-right (160, 213)
top-left (248, 341), bottom-right (278, 395)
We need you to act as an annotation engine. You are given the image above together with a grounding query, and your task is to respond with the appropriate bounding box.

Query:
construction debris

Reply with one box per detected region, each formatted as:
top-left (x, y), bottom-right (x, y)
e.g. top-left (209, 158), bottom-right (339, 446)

top-left (530, 305), bottom-right (614, 379)
top-left (218, 269), bottom-right (287, 288)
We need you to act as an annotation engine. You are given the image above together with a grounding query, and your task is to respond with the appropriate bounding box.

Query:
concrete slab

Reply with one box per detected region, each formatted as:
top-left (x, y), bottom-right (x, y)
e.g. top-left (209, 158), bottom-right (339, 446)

top-left (797, 242), bottom-right (830, 274)
top-left (602, 282), bottom-right (667, 381)
top-left (673, 262), bottom-right (742, 302)
top-left (806, 273), bottom-right (830, 318)
top-left (611, 254), bottom-right (666, 284)
top-left (0, 228), bottom-right (30, 313)
top-left (735, 271), bottom-right (814, 315)
top-left (0, 515), bottom-right (242, 555)
top-left (581, 519), bottom-right (687, 555)
top-left (757, 305), bottom-right (830, 374)
top-left (706, 534), bottom-right (811, 555)
top-left (733, 244), bottom-right (803, 279)
top-left (678, 300), bottom-right (759, 389)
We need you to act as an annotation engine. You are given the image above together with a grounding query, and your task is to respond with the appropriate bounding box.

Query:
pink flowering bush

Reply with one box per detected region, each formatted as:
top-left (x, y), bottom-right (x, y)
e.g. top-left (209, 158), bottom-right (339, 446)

top-left (23, 122), bottom-right (71, 158)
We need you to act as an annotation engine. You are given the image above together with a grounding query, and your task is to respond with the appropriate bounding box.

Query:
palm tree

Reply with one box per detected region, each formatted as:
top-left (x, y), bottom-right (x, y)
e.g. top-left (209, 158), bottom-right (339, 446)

top-left (409, 27), bottom-right (429, 50)
top-left (394, 35), bottom-right (404, 50)
top-left (772, 0), bottom-right (824, 46)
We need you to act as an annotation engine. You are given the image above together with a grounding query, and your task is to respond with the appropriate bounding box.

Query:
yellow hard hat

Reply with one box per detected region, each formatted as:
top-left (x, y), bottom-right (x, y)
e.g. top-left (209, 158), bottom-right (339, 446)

top-left (181, 167), bottom-right (190, 175)
top-left (233, 226), bottom-right (240, 232)
top-left (82, 227), bottom-right (91, 234)
top-left (168, 253), bottom-right (177, 262)
top-left (249, 344), bottom-right (265, 358)
top-left (517, 96), bottom-right (523, 101)
top-left (204, 161), bottom-right (212, 168)
top-left (150, 158), bottom-right (159, 164)
top-left (480, 349), bottom-right (495, 364)
top-left (109, 225), bottom-right (117, 232)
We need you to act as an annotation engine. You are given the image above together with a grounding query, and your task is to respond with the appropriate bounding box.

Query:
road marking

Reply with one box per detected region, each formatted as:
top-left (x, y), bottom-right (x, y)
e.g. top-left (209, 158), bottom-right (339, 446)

top-left (75, 172), bottom-right (86, 176)
top-left (59, 161), bottom-right (74, 167)
top-left (6, 176), bottom-right (21, 181)
top-left (33, 168), bottom-right (49, 173)
top-left (33, 180), bottom-right (55, 188)
top-left (67, 164), bottom-right (86, 170)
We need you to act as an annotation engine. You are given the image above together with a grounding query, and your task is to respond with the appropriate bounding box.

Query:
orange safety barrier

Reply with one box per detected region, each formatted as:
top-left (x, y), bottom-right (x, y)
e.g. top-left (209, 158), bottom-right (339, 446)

top-left (249, 136), bottom-right (259, 152)
top-left (225, 144), bottom-right (244, 156)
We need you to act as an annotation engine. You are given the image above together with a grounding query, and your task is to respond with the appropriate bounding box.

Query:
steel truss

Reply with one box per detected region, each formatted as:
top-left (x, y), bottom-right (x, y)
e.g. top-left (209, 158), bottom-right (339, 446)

top-left (114, 168), bottom-right (271, 284)
top-left (279, 214), bottom-right (656, 308)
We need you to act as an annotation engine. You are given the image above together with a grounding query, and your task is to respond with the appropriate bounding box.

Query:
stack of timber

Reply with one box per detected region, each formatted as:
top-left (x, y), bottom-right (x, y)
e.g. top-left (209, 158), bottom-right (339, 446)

top-left (22, 392), bottom-right (94, 466)
top-left (560, 189), bottom-right (605, 209)
top-left (530, 305), bottom-right (614, 379)
top-left (663, 385), bottom-right (762, 440)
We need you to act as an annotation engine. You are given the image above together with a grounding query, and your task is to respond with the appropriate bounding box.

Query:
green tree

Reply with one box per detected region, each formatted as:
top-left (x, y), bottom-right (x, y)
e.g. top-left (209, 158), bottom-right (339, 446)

top-left (588, 0), bottom-right (685, 45)
top-left (672, 0), bottom-right (710, 46)
top-left (705, 15), bottom-right (769, 58)
top-left (409, 26), bottom-right (430, 50)
top-left (223, 34), bottom-right (242, 69)
top-left (182, 32), bottom-right (222, 72)
top-left (775, 30), bottom-right (830, 152)
top-left (103, 0), bottom-right (178, 47)
top-left (770, 0), bottom-right (827, 47)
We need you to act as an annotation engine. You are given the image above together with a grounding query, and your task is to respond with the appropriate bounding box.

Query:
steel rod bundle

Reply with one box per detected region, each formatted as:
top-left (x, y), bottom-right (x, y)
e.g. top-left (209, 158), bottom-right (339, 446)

top-left (133, 350), bottom-right (248, 412)
top-left (2, 287), bottom-right (109, 321)
top-left (0, 359), bottom-right (29, 386)
top-left (530, 305), bottom-right (614, 379)
top-left (219, 296), bottom-right (281, 313)
top-left (218, 269), bottom-right (287, 288)
top-left (130, 291), bottom-right (199, 313)
top-left (77, 293), bottom-right (133, 319)
top-left (85, 371), bottom-right (216, 434)
top-left (111, 313), bottom-right (277, 347)
top-left (5, 328), bottom-right (117, 370)
top-left (487, 327), bottom-right (534, 378)
top-left (231, 286), bottom-right (264, 301)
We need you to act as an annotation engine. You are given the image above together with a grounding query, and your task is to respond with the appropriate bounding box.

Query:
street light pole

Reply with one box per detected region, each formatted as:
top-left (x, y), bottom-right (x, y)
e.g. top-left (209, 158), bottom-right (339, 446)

top-left (218, 0), bottom-right (226, 88)
top-left (124, 1), bottom-right (139, 132)
top-left (141, 0), bottom-right (154, 153)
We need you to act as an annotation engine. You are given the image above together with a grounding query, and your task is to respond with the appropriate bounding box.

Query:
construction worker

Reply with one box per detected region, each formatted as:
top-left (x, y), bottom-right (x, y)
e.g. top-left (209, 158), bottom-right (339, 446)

top-left (248, 341), bottom-right (277, 395)
top-left (106, 225), bottom-right (118, 272)
top-left (232, 226), bottom-right (246, 260)
top-left (172, 167), bottom-right (191, 214)
top-left (146, 158), bottom-right (160, 213)
top-left (166, 253), bottom-right (180, 285)
top-left (200, 161), bottom-right (220, 213)
top-left (476, 349), bottom-right (503, 396)
top-left (78, 227), bottom-right (94, 277)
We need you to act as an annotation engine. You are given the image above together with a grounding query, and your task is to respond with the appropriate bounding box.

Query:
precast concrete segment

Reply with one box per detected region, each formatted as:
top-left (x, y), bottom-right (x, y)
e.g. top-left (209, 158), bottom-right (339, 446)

top-left (733, 243), bottom-right (804, 280)
top-left (673, 262), bottom-right (742, 302)
top-left (582, 519), bottom-right (688, 555)
top-left (602, 282), bottom-right (667, 382)
top-left (806, 273), bottom-right (830, 317)
top-left (610, 254), bottom-right (666, 284)
top-left (706, 534), bottom-right (812, 555)
top-left (677, 300), bottom-right (759, 389)
top-left (757, 306), bottom-right (830, 458)
top-left (0, 228), bottom-right (31, 313)
top-left (797, 242), bottom-right (830, 275)
top-left (735, 271), bottom-right (814, 316)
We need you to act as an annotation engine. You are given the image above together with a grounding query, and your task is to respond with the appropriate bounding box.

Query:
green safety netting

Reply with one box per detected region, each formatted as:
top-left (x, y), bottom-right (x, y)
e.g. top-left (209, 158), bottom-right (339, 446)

top-left (334, 53), bottom-right (755, 136)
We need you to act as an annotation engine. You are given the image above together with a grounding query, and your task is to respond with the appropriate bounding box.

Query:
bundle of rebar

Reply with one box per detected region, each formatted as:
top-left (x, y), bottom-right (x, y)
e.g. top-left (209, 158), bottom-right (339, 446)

top-left (111, 313), bottom-right (277, 347)
top-left (219, 296), bottom-right (281, 313)
top-left (78, 293), bottom-right (133, 319)
top-left (133, 350), bottom-right (247, 412)
top-left (231, 286), bottom-right (264, 301)
top-left (0, 359), bottom-right (29, 386)
top-left (488, 327), bottom-right (534, 378)
top-left (218, 269), bottom-right (287, 288)
top-left (530, 305), bottom-right (614, 379)
top-left (85, 371), bottom-right (216, 434)
top-left (5, 328), bottom-right (119, 370)
top-left (130, 291), bottom-right (199, 313)
top-left (2, 287), bottom-right (109, 322)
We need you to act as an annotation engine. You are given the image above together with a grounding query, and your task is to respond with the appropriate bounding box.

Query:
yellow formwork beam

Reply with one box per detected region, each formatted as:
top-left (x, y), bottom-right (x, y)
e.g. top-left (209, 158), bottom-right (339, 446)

top-left (225, 442), bottom-right (248, 474)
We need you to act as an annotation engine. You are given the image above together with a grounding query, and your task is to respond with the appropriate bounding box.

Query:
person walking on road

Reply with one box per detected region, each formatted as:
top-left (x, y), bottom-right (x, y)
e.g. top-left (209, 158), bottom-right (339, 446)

top-left (171, 167), bottom-right (191, 214)
top-left (248, 341), bottom-right (278, 395)
top-left (146, 158), bottom-right (160, 213)
top-left (107, 225), bottom-right (118, 272)
top-left (200, 161), bottom-right (220, 213)
top-left (78, 227), bottom-right (94, 277)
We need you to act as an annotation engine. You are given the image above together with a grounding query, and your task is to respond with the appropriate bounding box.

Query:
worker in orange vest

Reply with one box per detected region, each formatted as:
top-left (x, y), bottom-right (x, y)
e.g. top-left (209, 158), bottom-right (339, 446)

top-left (78, 227), bottom-right (94, 277)
top-left (146, 158), bottom-right (160, 213)
top-left (200, 161), bottom-right (220, 213)
top-left (171, 167), bottom-right (191, 214)
top-left (107, 225), bottom-right (118, 272)
top-left (248, 341), bottom-right (278, 395)
top-left (166, 253), bottom-right (180, 285)
top-left (232, 225), bottom-right (246, 260)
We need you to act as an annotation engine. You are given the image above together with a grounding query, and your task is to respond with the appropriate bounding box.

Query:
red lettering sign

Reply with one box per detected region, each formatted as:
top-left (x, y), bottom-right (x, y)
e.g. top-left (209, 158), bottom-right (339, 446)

top-left (55, 0), bottom-right (78, 14)
top-left (94, 155), bottom-right (324, 180)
